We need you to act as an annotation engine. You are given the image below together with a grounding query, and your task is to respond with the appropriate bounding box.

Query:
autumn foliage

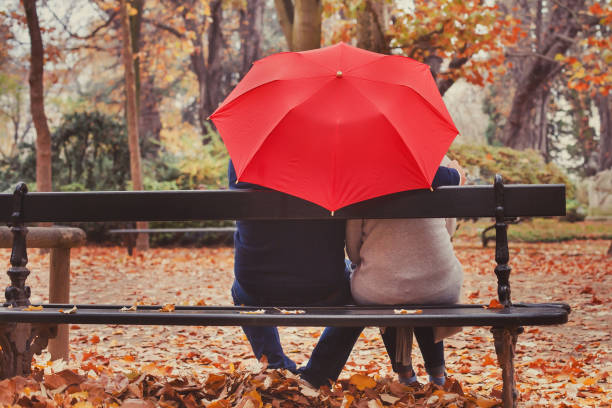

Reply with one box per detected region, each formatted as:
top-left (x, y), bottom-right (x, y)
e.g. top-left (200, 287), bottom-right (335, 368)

top-left (0, 234), bottom-right (610, 406)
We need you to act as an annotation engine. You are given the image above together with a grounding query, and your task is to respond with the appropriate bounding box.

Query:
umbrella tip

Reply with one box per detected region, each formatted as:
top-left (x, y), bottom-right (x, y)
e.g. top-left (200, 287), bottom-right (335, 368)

top-left (336, 71), bottom-right (343, 78)
top-left (331, 210), bottom-right (335, 216)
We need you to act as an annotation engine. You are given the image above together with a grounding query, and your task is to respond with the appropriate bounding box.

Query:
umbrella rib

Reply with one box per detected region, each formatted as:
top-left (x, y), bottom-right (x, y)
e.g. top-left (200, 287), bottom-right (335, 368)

top-left (342, 53), bottom-right (391, 75)
top-left (214, 76), bottom-right (333, 116)
top-left (343, 80), bottom-right (431, 187)
top-left (237, 77), bottom-right (337, 181)
top-left (346, 76), bottom-right (457, 132)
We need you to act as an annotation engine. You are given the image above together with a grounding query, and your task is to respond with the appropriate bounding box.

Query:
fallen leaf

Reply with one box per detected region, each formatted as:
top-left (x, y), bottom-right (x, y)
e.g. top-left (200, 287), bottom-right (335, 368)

top-left (276, 309), bottom-right (306, 314)
top-left (349, 373), bottom-right (376, 390)
top-left (59, 305), bottom-right (77, 314)
top-left (486, 299), bottom-right (504, 309)
top-left (23, 305), bottom-right (43, 311)
top-left (158, 304), bottom-right (175, 312)
top-left (393, 309), bottom-right (423, 314)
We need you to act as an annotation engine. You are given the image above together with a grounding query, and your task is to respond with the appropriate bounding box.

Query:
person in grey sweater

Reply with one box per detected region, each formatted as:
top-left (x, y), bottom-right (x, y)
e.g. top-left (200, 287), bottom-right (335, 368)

top-left (346, 157), bottom-right (466, 386)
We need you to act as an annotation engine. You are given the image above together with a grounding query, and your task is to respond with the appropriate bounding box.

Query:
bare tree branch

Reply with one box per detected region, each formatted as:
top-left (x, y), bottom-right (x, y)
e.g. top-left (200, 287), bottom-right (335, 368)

top-left (45, 4), bottom-right (118, 40)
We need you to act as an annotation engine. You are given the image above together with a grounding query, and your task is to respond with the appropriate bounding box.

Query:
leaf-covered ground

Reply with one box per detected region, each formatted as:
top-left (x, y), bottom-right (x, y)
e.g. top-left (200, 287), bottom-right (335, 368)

top-left (1, 236), bottom-right (610, 407)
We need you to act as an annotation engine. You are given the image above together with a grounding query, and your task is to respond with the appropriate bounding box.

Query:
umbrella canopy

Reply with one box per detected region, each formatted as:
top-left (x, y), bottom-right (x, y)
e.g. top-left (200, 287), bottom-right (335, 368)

top-left (210, 42), bottom-right (458, 211)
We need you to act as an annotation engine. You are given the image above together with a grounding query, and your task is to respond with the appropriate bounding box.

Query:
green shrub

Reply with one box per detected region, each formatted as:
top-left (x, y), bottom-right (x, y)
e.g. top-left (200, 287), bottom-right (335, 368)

top-left (447, 144), bottom-right (575, 199)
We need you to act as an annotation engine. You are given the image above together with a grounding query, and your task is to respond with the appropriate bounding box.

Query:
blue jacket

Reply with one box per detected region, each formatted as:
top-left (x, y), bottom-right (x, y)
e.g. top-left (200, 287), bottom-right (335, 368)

top-left (228, 161), bottom-right (459, 303)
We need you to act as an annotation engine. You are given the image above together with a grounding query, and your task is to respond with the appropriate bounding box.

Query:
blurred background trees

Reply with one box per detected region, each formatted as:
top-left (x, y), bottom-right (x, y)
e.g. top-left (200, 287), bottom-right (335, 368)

top-left (0, 0), bottom-right (610, 228)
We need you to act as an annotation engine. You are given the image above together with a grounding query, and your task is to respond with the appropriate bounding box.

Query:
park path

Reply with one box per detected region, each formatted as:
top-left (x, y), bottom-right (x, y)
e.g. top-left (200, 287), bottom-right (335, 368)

top-left (1, 238), bottom-right (610, 407)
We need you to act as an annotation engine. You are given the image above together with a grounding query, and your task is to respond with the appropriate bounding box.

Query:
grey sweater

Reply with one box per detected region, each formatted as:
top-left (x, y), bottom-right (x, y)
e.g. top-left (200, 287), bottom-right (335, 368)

top-left (346, 217), bottom-right (463, 306)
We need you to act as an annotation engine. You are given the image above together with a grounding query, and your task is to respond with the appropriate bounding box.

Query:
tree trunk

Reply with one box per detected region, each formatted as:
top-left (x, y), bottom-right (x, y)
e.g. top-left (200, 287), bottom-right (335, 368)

top-left (275, 0), bottom-right (320, 52)
top-left (502, 0), bottom-right (586, 150)
top-left (120, 0), bottom-right (149, 250)
top-left (595, 93), bottom-right (612, 171)
top-left (184, 0), bottom-right (225, 139)
top-left (291, 0), bottom-right (321, 51)
top-left (23, 0), bottom-right (51, 193)
top-left (239, 0), bottom-right (264, 78)
top-left (356, 0), bottom-right (389, 54)
top-left (130, 0), bottom-right (143, 112)
top-left (274, 0), bottom-right (294, 49)
top-left (139, 73), bottom-right (162, 157)
top-left (203, 0), bottom-right (226, 118)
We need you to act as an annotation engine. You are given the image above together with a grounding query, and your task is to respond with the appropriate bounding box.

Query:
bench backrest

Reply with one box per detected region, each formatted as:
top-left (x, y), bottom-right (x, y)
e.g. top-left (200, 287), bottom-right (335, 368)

top-left (0, 177), bottom-right (565, 308)
top-left (0, 181), bottom-right (565, 223)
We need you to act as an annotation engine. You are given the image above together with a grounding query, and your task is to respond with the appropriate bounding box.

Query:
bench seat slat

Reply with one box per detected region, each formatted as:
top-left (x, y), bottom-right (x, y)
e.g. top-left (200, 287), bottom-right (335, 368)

top-left (0, 185), bottom-right (566, 223)
top-left (0, 303), bottom-right (569, 327)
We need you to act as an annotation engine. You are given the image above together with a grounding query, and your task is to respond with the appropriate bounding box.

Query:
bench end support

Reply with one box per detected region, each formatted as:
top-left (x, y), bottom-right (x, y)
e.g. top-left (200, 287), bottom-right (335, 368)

top-left (0, 323), bottom-right (57, 379)
top-left (492, 326), bottom-right (521, 408)
top-left (5, 183), bottom-right (31, 307)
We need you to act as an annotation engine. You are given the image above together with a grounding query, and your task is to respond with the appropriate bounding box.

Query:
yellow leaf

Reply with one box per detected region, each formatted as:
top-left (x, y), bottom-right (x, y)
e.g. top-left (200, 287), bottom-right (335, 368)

top-left (245, 390), bottom-right (263, 408)
top-left (24, 305), bottom-right (43, 311)
top-left (349, 373), bottom-right (377, 390)
top-left (69, 391), bottom-right (89, 400)
top-left (581, 377), bottom-right (596, 385)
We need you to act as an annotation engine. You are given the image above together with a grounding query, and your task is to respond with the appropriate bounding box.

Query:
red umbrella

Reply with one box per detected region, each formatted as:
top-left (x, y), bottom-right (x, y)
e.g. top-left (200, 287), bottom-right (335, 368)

top-left (210, 42), bottom-right (458, 211)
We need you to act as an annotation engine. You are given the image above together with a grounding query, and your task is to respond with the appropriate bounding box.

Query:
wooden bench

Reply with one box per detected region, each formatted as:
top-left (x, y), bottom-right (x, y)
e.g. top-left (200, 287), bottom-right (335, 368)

top-left (0, 176), bottom-right (569, 407)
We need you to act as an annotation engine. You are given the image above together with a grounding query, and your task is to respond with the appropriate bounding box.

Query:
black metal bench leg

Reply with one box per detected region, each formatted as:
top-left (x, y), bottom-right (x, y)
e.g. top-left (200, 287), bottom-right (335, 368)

top-left (491, 326), bottom-right (520, 408)
top-left (1, 183), bottom-right (57, 379)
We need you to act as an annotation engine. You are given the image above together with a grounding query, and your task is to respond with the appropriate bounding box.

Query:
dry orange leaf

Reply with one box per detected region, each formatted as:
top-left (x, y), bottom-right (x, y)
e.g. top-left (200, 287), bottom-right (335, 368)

top-left (90, 335), bottom-right (100, 344)
top-left (159, 303), bottom-right (175, 312)
top-left (486, 299), bottom-right (504, 309)
top-left (349, 373), bottom-right (376, 391)
top-left (207, 400), bottom-right (230, 408)
top-left (243, 389), bottom-right (263, 407)
top-left (340, 394), bottom-right (354, 408)
top-left (23, 305), bottom-right (43, 311)
top-left (475, 397), bottom-right (500, 407)
top-left (393, 309), bottom-right (423, 314)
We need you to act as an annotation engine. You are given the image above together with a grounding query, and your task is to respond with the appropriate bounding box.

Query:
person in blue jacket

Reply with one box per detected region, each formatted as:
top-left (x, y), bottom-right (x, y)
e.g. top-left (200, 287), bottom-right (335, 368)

top-left (228, 159), bottom-right (461, 387)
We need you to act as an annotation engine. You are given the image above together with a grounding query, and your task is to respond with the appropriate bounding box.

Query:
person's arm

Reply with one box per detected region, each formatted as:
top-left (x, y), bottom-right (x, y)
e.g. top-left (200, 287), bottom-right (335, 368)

top-left (345, 219), bottom-right (364, 267)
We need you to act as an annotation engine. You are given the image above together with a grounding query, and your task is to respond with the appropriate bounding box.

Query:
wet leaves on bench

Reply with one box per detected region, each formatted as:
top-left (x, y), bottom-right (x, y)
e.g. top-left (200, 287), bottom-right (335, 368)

top-left (121, 305), bottom-right (138, 312)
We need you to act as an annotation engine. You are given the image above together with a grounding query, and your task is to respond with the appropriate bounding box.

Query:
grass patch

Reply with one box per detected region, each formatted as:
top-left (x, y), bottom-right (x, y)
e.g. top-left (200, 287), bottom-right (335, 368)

top-left (456, 218), bottom-right (612, 243)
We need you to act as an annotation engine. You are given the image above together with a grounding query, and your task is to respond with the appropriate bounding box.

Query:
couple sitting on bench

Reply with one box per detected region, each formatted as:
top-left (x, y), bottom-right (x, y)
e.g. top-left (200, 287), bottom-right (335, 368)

top-left (228, 156), bottom-right (466, 388)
